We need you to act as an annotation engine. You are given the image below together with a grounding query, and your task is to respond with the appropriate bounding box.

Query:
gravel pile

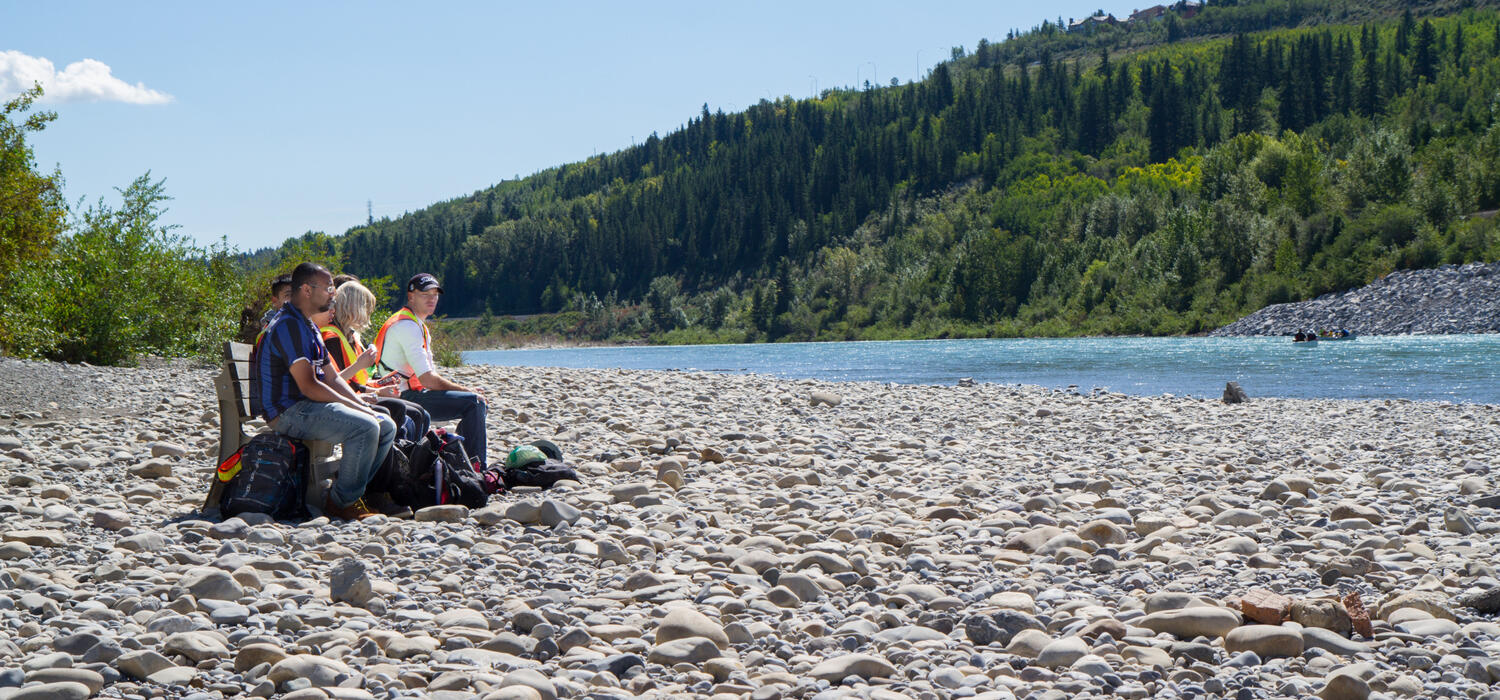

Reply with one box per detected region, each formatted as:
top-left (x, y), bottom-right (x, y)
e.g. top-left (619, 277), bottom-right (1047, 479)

top-left (1212, 261), bottom-right (1500, 336)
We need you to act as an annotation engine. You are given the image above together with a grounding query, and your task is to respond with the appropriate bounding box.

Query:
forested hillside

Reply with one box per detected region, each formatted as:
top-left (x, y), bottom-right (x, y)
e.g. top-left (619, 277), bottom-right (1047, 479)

top-left (321, 0), bottom-right (1500, 342)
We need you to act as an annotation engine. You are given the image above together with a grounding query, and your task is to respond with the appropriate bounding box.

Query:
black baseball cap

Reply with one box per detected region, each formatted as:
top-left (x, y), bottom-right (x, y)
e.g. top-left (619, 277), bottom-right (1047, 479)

top-left (407, 273), bottom-right (443, 293)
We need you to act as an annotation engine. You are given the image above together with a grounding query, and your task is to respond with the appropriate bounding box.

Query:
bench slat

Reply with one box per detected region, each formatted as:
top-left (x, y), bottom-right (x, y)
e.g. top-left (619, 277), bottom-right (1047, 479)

top-left (228, 361), bottom-right (251, 382)
top-left (225, 342), bottom-right (252, 362)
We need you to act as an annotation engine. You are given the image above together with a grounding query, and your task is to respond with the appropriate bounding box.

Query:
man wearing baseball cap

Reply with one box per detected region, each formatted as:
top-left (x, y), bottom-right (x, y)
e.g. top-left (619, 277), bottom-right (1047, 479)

top-left (372, 273), bottom-right (490, 468)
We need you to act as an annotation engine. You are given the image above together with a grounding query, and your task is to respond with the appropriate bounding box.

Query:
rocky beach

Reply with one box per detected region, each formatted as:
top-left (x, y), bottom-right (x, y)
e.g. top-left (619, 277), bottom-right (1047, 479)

top-left (1212, 261), bottom-right (1500, 337)
top-left (1, 357), bottom-right (1499, 700)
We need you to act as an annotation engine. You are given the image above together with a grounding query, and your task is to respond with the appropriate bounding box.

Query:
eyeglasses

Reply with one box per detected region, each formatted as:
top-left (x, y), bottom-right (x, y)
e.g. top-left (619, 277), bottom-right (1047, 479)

top-left (304, 283), bottom-right (335, 294)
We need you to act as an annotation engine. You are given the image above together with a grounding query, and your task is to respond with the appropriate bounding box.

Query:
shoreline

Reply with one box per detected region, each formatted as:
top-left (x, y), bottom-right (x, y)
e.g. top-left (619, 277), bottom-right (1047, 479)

top-left (0, 359), bottom-right (1497, 698)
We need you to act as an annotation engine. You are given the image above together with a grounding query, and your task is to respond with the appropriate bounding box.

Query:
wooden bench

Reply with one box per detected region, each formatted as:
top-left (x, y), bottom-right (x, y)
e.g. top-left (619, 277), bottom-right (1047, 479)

top-left (202, 341), bottom-right (339, 518)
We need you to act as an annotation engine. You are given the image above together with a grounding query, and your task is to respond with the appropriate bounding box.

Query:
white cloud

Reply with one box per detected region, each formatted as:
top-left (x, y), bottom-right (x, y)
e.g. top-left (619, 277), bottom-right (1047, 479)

top-left (0, 50), bottom-right (172, 105)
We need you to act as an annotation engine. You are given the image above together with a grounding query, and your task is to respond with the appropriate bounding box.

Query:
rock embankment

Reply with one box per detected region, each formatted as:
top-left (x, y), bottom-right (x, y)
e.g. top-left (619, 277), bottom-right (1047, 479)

top-left (1212, 261), bottom-right (1500, 336)
top-left (1, 357), bottom-right (1499, 699)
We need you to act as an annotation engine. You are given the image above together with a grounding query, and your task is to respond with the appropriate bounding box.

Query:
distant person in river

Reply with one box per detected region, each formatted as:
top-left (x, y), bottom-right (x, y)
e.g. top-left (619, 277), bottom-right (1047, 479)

top-left (259, 274), bottom-right (293, 328)
top-left (317, 280), bottom-right (430, 442)
top-left (374, 273), bottom-right (490, 469)
top-left (254, 262), bottom-right (395, 521)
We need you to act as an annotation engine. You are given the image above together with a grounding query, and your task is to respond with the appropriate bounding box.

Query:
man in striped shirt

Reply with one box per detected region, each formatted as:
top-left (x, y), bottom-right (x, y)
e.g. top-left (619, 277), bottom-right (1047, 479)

top-left (254, 262), bottom-right (395, 520)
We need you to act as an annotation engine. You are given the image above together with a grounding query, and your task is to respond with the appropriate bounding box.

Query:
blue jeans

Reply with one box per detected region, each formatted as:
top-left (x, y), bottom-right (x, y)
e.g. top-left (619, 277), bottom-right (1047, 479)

top-left (273, 400), bottom-right (396, 507)
top-left (402, 390), bottom-right (488, 468)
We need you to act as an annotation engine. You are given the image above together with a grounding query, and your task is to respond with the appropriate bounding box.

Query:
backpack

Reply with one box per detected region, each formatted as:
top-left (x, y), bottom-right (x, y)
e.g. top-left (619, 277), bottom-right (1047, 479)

top-left (367, 437), bottom-right (415, 496)
top-left (218, 433), bottom-right (308, 519)
top-left (399, 428), bottom-right (489, 509)
top-left (501, 459), bottom-right (580, 490)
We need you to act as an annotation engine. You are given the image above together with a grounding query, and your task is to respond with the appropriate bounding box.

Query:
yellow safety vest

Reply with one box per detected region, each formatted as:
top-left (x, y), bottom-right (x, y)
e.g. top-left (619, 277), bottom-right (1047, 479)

top-left (373, 308), bottom-right (430, 391)
top-left (319, 324), bottom-right (371, 387)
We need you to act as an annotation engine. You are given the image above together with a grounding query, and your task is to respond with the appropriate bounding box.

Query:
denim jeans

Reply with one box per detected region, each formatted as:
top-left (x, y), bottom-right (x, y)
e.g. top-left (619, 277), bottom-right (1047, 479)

top-left (273, 400), bottom-right (395, 507)
top-left (402, 390), bottom-right (488, 467)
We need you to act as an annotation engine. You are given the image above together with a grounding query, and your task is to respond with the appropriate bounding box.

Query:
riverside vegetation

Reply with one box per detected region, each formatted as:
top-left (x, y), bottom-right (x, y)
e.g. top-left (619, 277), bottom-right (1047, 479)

top-left (324, 2), bottom-right (1500, 347)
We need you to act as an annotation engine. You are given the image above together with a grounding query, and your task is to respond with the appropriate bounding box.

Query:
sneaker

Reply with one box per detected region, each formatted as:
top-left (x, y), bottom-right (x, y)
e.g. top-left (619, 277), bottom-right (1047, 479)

top-left (366, 492), bottom-right (413, 519)
top-left (323, 495), bottom-right (379, 521)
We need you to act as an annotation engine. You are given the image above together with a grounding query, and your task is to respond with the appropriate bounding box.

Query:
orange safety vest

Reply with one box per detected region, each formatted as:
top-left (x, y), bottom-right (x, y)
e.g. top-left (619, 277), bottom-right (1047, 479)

top-left (319, 324), bottom-right (371, 387)
top-left (373, 307), bottom-right (431, 391)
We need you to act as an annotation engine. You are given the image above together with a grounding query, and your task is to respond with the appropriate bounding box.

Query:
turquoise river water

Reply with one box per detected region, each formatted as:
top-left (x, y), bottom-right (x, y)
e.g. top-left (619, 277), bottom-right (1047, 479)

top-left (464, 334), bottom-right (1500, 403)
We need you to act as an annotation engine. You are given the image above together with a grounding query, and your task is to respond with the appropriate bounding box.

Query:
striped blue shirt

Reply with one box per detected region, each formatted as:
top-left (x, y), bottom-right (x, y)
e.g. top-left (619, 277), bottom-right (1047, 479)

top-left (253, 302), bottom-right (328, 421)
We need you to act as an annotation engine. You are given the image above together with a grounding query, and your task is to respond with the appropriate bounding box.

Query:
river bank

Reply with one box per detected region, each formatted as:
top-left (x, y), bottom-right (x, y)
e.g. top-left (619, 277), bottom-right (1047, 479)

top-left (1, 357), bottom-right (1498, 699)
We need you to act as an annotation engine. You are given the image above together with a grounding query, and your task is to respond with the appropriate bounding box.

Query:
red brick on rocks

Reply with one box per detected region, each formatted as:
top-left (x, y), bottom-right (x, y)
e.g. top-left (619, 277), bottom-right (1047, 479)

top-left (1343, 591), bottom-right (1373, 638)
top-left (1239, 588), bottom-right (1291, 625)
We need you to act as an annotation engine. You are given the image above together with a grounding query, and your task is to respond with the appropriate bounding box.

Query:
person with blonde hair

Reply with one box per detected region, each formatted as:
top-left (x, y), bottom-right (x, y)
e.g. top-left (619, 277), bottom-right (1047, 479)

top-left (319, 281), bottom-right (429, 441)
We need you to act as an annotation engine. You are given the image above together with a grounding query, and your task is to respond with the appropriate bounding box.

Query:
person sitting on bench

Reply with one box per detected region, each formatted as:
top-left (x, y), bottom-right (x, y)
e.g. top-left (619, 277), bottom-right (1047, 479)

top-left (255, 262), bottom-right (395, 520)
top-left (374, 273), bottom-right (490, 468)
top-left (317, 280), bottom-right (430, 441)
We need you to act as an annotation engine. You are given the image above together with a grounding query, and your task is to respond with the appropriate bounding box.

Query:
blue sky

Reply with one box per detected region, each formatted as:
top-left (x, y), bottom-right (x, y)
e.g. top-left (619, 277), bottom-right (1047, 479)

top-left (8, 1), bottom-right (1138, 251)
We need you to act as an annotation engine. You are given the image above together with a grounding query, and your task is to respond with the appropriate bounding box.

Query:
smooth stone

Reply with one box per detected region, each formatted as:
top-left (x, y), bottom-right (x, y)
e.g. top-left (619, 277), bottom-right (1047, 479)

top-left (267, 655), bottom-right (355, 688)
top-left (1138, 607), bottom-right (1241, 639)
top-left (329, 557), bottom-right (374, 607)
top-left (646, 636), bottom-right (722, 665)
top-left (539, 500), bottom-right (581, 526)
top-left (235, 643), bottom-right (289, 673)
top-left (656, 608), bottom-right (730, 649)
top-left (7, 682), bottom-right (92, 700)
top-left (1036, 636), bottom-right (1089, 668)
top-left (24, 668), bottom-right (104, 694)
top-left (162, 631), bottom-right (230, 662)
top-left (1224, 625), bottom-right (1303, 658)
top-left (114, 649), bottom-right (175, 679)
top-left (1302, 627), bottom-right (1370, 656)
top-left (174, 567), bottom-right (244, 601)
top-left (808, 653), bottom-right (897, 681)
top-left (499, 668), bottom-right (557, 700)
top-left (415, 504), bottom-right (469, 522)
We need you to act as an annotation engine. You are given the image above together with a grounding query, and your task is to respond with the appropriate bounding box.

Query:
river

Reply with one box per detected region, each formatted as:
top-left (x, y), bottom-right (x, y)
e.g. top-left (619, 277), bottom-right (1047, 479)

top-left (465, 334), bottom-right (1500, 403)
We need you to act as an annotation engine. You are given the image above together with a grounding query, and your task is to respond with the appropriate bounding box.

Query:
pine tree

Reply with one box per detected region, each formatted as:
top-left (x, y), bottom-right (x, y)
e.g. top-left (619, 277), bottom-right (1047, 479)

top-left (1414, 20), bottom-right (1437, 82)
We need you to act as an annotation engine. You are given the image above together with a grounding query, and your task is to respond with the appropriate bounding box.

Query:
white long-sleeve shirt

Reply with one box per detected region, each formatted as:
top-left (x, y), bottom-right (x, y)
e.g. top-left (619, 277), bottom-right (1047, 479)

top-left (380, 318), bottom-right (435, 392)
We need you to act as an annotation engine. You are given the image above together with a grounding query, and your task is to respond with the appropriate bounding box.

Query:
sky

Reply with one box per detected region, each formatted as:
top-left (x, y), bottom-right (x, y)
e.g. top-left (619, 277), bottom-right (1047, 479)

top-left (7, 1), bottom-right (1141, 251)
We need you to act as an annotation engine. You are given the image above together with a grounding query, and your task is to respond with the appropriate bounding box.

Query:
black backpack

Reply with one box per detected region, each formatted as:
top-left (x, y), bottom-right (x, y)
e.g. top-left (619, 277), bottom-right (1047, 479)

top-left (219, 433), bottom-right (308, 519)
top-left (399, 429), bottom-right (489, 509)
top-left (367, 437), bottom-right (415, 496)
top-left (502, 458), bottom-right (580, 490)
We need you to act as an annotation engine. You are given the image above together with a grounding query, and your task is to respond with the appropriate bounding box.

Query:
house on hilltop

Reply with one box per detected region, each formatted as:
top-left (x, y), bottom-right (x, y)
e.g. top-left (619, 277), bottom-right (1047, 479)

top-left (1129, 1), bottom-right (1201, 23)
top-left (1068, 13), bottom-right (1120, 34)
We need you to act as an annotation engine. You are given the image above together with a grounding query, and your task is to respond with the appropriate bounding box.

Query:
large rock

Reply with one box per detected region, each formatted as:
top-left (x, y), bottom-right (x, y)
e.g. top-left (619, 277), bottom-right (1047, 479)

top-left (329, 557), bottom-right (374, 607)
top-left (1137, 607), bottom-right (1241, 639)
top-left (234, 643), bottom-right (288, 673)
top-left (655, 608), bottom-right (730, 649)
top-left (414, 504), bottom-right (469, 522)
top-left (1377, 591), bottom-right (1455, 621)
top-left (1224, 625), bottom-right (1303, 658)
top-left (162, 631), bottom-right (230, 663)
top-left (1036, 636), bottom-right (1089, 668)
top-left (808, 654), bottom-right (896, 681)
top-left (8, 682), bottom-right (91, 700)
top-left (267, 655), bottom-right (354, 688)
top-left (809, 391), bottom-right (843, 407)
top-left (174, 567), bottom-right (243, 601)
top-left (2, 530), bottom-right (66, 547)
top-left (114, 649), bottom-right (175, 679)
top-left (646, 636), bottom-right (721, 665)
top-left (1291, 599), bottom-right (1352, 635)
top-left (539, 500), bottom-right (581, 526)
